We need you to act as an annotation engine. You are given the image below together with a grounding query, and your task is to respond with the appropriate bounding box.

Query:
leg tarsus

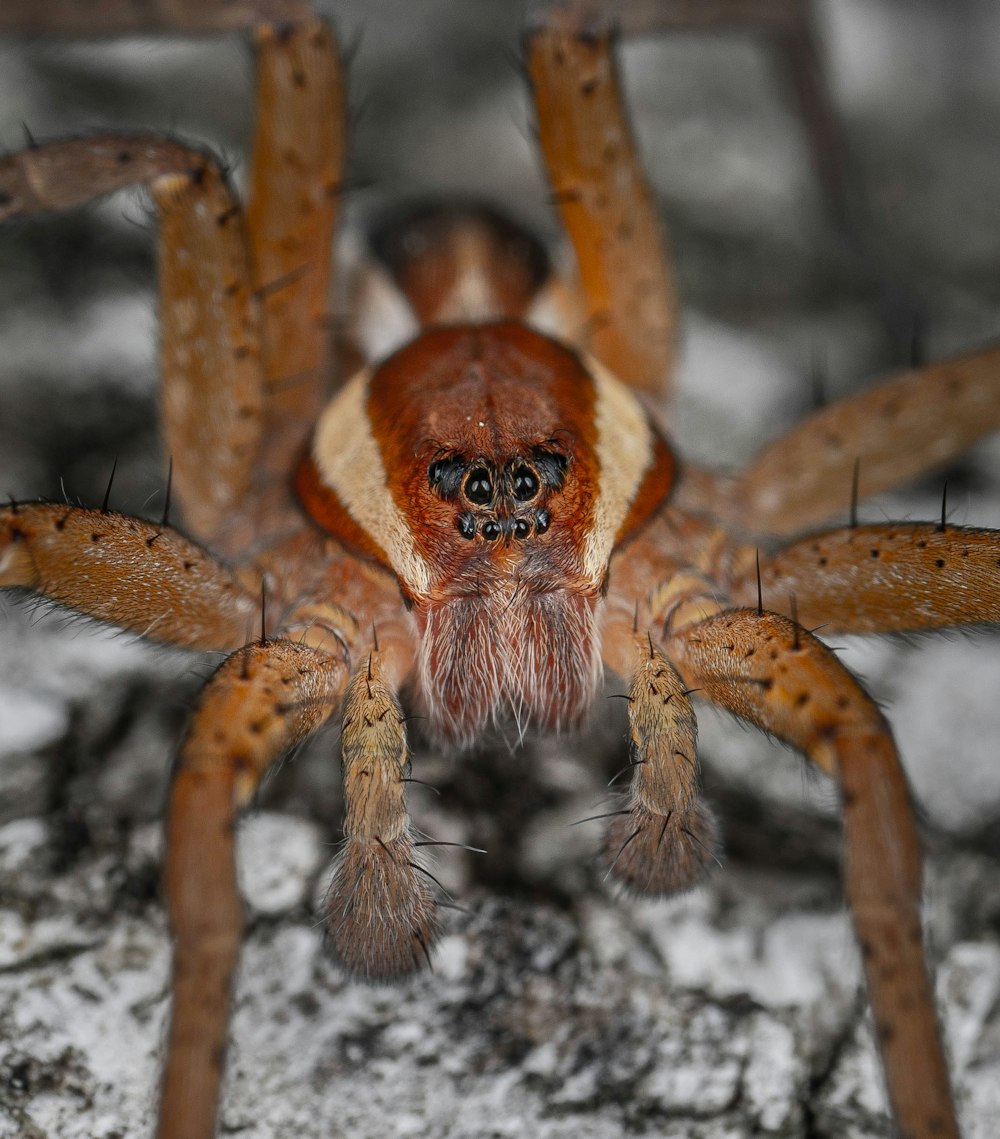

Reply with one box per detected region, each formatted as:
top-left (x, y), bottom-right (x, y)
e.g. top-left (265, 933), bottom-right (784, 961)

top-left (325, 832), bottom-right (438, 981)
top-left (605, 638), bottom-right (719, 895)
top-left (324, 654), bottom-right (439, 982)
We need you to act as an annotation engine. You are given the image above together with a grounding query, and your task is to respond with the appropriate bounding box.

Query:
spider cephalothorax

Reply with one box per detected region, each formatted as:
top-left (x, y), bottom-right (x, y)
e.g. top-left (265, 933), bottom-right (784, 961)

top-left (298, 320), bottom-right (674, 744)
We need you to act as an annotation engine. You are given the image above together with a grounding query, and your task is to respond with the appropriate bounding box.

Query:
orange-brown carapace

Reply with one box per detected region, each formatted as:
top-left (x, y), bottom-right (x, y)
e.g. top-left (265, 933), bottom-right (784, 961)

top-left (297, 321), bottom-right (675, 744)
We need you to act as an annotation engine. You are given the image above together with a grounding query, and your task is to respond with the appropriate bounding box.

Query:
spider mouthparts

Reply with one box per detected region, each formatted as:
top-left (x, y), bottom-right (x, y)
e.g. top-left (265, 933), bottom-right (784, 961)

top-left (417, 585), bottom-right (602, 746)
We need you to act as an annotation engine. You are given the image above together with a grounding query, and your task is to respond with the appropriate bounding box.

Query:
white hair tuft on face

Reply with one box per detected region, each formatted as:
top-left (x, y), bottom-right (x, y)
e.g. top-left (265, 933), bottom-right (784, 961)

top-left (417, 581), bottom-right (602, 748)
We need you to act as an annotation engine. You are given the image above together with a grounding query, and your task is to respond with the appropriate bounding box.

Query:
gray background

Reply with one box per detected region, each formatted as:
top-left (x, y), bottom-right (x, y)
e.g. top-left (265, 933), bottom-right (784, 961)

top-left (1, 2), bottom-right (999, 1136)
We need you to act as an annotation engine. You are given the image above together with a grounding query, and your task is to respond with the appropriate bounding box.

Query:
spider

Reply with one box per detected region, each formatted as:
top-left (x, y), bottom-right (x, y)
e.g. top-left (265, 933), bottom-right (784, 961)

top-left (2, 2), bottom-right (1000, 1138)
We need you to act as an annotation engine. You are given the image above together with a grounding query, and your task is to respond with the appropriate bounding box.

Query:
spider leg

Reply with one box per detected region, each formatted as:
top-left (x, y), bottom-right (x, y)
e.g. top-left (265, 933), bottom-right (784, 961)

top-left (324, 651), bottom-right (439, 981)
top-left (720, 343), bottom-right (1000, 537)
top-left (525, 8), bottom-right (676, 399)
top-left (666, 607), bottom-right (958, 1139)
top-left (154, 162), bottom-right (268, 552)
top-left (0, 16), bottom-right (344, 557)
top-left (0, 501), bottom-right (258, 649)
top-left (0, 136), bottom-right (268, 553)
top-left (245, 19), bottom-right (344, 494)
top-left (601, 632), bottom-right (719, 895)
top-left (731, 521), bottom-right (1000, 632)
top-left (161, 635), bottom-right (347, 1139)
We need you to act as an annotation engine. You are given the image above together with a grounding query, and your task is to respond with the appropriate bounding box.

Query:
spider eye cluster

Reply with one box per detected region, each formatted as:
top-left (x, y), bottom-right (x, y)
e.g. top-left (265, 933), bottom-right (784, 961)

top-left (512, 465), bottom-right (539, 501)
top-left (464, 468), bottom-right (493, 505)
top-left (427, 447), bottom-right (566, 542)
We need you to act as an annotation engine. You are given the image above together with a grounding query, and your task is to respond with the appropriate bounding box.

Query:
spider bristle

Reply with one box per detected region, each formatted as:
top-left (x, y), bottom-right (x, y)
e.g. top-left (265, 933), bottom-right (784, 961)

top-left (323, 833), bottom-right (440, 984)
top-left (254, 262), bottom-right (311, 301)
top-left (338, 23), bottom-right (366, 71)
top-left (406, 860), bottom-right (451, 897)
top-left (418, 583), bottom-right (601, 747)
top-left (100, 456), bottom-right (119, 515)
top-left (604, 825), bottom-right (642, 881)
top-left (603, 800), bottom-right (721, 897)
top-left (413, 840), bottom-right (487, 854)
top-left (337, 174), bottom-right (376, 201)
top-left (569, 808), bottom-right (631, 828)
top-left (849, 458), bottom-right (861, 528)
top-left (809, 344), bottom-right (828, 409)
top-left (348, 91), bottom-right (374, 134)
top-left (436, 900), bottom-right (472, 916)
top-left (413, 928), bottom-right (434, 973)
top-left (160, 457), bottom-right (173, 529)
top-left (937, 480), bottom-right (949, 533)
top-left (755, 548), bottom-right (763, 616)
top-left (400, 776), bottom-right (439, 795)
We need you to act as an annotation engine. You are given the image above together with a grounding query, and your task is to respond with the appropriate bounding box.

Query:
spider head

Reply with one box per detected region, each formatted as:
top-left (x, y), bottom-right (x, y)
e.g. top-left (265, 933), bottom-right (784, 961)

top-left (297, 322), bottom-right (675, 742)
top-left (426, 444), bottom-right (564, 538)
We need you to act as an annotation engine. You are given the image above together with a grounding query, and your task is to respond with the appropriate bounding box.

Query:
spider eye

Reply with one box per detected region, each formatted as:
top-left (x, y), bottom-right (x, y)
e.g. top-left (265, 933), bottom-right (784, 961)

top-left (456, 513), bottom-right (476, 539)
top-left (427, 455), bottom-right (465, 498)
top-left (532, 447), bottom-right (569, 491)
top-left (464, 468), bottom-right (494, 506)
top-left (511, 464), bottom-right (539, 502)
top-left (482, 519), bottom-right (501, 541)
top-left (535, 509), bottom-right (551, 535)
top-left (513, 518), bottom-right (530, 539)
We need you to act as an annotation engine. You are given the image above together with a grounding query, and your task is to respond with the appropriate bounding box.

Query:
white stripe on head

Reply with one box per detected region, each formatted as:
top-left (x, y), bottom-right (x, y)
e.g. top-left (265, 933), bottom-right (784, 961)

top-left (582, 356), bottom-right (655, 582)
top-left (312, 368), bottom-right (431, 595)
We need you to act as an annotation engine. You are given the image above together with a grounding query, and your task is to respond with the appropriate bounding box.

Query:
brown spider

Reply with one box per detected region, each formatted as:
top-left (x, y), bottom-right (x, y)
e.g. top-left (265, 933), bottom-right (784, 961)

top-left (2, 3), bottom-right (1000, 1138)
